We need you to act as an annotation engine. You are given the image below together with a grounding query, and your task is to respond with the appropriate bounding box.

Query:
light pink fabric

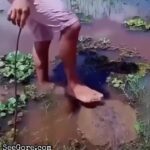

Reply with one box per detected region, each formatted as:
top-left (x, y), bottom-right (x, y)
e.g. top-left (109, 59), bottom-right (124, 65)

top-left (8, 0), bottom-right (79, 41)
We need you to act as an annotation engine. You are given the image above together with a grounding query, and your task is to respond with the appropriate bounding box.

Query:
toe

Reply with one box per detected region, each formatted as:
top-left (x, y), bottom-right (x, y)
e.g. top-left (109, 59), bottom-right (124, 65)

top-left (92, 93), bottom-right (103, 102)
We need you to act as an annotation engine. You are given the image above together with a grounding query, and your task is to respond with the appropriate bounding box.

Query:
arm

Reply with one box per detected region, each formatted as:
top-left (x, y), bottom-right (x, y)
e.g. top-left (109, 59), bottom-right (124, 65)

top-left (8, 0), bottom-right (30, 28)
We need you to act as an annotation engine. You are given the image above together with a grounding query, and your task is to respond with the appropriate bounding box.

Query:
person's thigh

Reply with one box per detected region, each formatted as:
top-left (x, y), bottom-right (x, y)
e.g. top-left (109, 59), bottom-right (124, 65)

top-left (29, 0), bottom-right (79, 32)
top-left (27, 18), bottom-right (53, 42)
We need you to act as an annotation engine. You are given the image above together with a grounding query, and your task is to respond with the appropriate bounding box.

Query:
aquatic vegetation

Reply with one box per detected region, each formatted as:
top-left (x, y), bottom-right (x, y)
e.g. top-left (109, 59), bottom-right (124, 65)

top-left (0, 94), bottom-right (27, 118)
top-left (107, 61), bottom-right (150, 149)
top-left (53, 139), bottom-right (87, 150)
top-left (107, 62), bottom-right (150, 99)
top-left (0, 37), bottom-right (150, 149)
top-left (118, 48), bottom-right (139, 60)
top-left (124, 16), bottom-right (150, 31)
top-left (135, 121), bottom-right (148, 138)
top-left (120, 139), bottom-right (150, 150)
top-left (76, 13), bottom-right (93, 24)
top-left (0, 51), bottom-right (35, 83)
top-left (24, 84), bottom-right (56, 112)
top-left (0, 128), bottom-right (17, 148)
top-left (77, 36), bottom-right (111, 51)
top-left (24, 84), bottom-right (38, 100)
top-left (70, 0), bottom-right (93, 24)
top-left (107, 73), bottom-right (144, 102)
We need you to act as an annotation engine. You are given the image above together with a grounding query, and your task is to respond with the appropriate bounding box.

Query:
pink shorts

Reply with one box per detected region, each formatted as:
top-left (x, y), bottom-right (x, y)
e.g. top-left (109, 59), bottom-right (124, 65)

top-left (28, 0), bottom-right (79, 41)
top-left (9, 0), bottom-right (79, 41)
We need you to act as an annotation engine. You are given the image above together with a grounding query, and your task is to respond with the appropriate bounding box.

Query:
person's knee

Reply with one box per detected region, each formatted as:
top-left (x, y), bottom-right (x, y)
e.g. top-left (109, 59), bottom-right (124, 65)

top-left (70, 21), bottom-right (81, 34)
top-left (71, 21), bottom-right (81, 32)
top-left (63, 21), bottom-right (81, 38)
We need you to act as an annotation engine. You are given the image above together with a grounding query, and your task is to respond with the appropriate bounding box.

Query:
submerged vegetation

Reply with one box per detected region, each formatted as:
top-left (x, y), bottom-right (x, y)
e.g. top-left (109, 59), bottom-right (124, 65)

top-left (77, 37), bottom-right (150, 149)
top-left (124, 16), bottom-right (150, 31)
top-left (77, 36), bottom-right (111, 51)
top-left (0, 36), bottom-right (150, 149)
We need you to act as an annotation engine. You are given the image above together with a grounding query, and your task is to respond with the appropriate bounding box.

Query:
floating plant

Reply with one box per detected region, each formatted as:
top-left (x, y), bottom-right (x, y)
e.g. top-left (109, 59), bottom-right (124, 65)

top-left (124, 16), bottom-right (150, 31)
top-left (0, 51), bottom-right (35, 83)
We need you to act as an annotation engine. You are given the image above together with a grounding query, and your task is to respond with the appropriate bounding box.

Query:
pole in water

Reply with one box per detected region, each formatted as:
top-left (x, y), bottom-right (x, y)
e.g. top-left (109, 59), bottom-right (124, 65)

top-left (13, 27), bottom-right (22, 143)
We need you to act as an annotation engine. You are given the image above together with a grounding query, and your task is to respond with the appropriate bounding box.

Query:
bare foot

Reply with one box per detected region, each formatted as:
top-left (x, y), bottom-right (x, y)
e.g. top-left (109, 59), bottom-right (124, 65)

top-left (67, 83), bottom-right (103, 103)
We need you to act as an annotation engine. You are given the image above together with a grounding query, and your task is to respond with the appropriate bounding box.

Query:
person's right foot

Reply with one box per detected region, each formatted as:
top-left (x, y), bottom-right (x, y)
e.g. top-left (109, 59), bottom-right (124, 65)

top-left (67, 83), bottom-right (103, 103)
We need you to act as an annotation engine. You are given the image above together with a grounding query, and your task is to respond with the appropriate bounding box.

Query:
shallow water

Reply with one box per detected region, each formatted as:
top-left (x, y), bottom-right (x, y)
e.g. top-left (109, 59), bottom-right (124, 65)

top-left (1, 0), bottom-right (150, 59)
top-left (14, 50), bottom-right (137, 148)
top-left (0, 0), bottom-right (150, 149)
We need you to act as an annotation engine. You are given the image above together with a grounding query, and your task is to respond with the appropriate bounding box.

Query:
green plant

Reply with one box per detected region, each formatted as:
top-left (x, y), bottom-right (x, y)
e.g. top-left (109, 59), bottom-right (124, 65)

top-left (70, 0), bottom-right (92, 24)
top-left (77, 36), bottom-right (111, 51)
top-left (107, 75), bottom-right (125, 89)
top-left (76, 12), bottom-right (93, 24)
top-left (0, 51), bottom-right (35, 83)
top-left (0, 94), bottom-right (27, 118)
top-left (107, 62), bottom-right (150, 100)
top-left (124, 16), bottom-right (150, 31)
top-left (0, 128), bottom-right (18, 149)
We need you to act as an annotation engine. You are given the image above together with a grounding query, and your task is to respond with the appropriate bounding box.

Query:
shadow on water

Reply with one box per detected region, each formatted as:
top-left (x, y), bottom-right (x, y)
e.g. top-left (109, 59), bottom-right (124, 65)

top-left (51, 51), bottom-right (139, 101)
top-left (18, 51), bottom-right (138, 148)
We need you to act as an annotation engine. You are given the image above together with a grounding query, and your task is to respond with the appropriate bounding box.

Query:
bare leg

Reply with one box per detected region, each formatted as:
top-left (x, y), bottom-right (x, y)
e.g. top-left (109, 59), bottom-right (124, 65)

top-left (59, 22), bottom-right (103, 103)
top-left (32, 40), bottom-right (54, 90)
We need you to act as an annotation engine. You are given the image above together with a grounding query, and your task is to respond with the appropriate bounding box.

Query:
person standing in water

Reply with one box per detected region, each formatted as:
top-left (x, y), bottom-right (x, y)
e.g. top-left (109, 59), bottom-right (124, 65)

top-left (7, 0), bottom-right (103, 103)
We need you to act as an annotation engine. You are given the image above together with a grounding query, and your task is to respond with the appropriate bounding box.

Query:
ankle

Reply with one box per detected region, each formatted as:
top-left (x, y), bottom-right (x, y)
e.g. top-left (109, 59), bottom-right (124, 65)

top-left (68, 78), bottom-right (81, 87)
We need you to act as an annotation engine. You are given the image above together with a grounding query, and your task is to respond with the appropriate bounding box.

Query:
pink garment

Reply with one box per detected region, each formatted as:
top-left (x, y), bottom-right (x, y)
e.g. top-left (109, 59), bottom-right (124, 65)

top-left (8, 0), bottom-right (79, 41)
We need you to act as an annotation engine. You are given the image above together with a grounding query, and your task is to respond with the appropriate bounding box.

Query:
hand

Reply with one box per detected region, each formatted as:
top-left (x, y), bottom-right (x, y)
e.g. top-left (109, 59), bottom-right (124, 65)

top-left (8, 0), bottom-right (30, 28)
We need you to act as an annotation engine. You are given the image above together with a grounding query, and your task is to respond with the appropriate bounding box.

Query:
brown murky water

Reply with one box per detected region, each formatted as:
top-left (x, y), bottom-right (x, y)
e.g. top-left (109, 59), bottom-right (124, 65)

top-left (14, 86), bottom-right (136, 149)
top-left (0, 84), bottom-right (137, 148)
top-left (1, 0), bottom-right (150, 149)
top-left (1, 18), bottom-right (150, 60)
top-left (78, 99), bottom-right (137, 147)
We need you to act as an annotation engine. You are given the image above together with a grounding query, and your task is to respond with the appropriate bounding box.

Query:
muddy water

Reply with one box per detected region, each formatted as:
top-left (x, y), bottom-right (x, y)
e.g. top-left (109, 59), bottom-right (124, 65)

top-left (20, 95), bottom-right (79, 145)
top-left (1, 0), bottom-right (150, 60)
top-left (0, 0), bottom-right (150, 149)
top-left (18, 49), bottom-right (137, 148)
top-left (19, 88), bottom-right (137, 148)
top-left (78, 99), bottom-right (137, 148)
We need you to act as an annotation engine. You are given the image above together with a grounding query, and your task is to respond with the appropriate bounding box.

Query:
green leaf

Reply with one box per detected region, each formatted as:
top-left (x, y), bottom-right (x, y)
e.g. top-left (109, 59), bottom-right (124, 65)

top-left (113, 83), bottom-right (120, 88)
top-left (0, 52), bottom-right (34, 82)
top-left (19, 65), bottom-right (26, 71)
top-left (8, 97), bottom-right (16, 104)
top-left (0, 112), bottom-right (7, 117)
top-left (8, 110), bottom-right (14, 114)
top-left (0, 61), bottom-right (4, 67)
top-left (0, 103), bottom-right (6, 111)
top-left (134, 123), bottom-right (140, 133)
top-left (20, 94), bottom-right (27, 103)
